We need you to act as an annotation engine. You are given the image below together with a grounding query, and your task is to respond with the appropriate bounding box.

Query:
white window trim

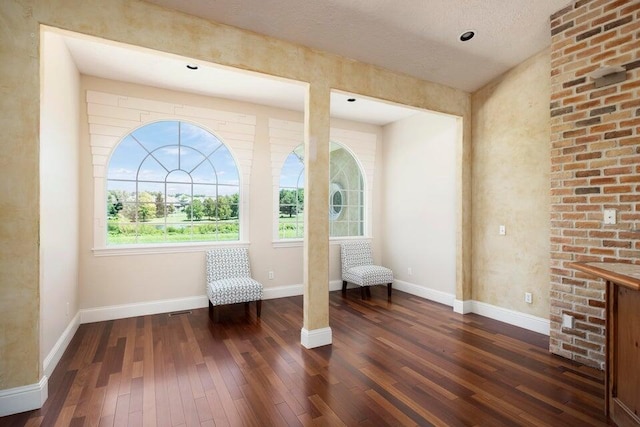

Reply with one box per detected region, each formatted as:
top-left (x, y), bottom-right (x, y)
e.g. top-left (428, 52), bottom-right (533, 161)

top-left (268, 118), bottom-right (376, 245)
top-left (88, 90), bottom-right (256, 254)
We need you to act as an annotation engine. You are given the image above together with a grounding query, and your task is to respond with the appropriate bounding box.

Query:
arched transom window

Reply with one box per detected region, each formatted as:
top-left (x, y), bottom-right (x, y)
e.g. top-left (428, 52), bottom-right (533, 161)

top-left (106, 120), bottom-right (240, 245)
top-left (278, 142), bottom-right (364, 239)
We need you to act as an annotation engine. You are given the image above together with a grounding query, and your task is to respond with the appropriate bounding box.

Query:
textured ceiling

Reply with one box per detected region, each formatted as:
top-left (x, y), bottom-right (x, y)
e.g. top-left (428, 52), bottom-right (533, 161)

top-left (143, 0), bottom-right (571, 92)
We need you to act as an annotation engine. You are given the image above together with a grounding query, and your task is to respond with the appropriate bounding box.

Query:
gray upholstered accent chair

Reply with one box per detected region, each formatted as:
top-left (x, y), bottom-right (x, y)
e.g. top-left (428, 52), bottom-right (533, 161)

top-left (340, 241), bottom-right (393, 299)
top-left (206, 248), bottom-right (263, 321)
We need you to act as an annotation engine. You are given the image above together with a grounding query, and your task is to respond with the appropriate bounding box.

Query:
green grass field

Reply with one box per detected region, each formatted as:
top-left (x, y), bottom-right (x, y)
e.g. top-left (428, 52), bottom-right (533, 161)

top-left (107, 213), bottom-right (308, 243)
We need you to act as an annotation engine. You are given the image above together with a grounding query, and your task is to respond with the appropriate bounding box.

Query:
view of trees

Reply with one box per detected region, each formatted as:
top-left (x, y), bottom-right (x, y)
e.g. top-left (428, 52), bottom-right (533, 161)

top-left (107, 190), bottom-right (239, 223)
top-left (279, 189), bottom-right (304, 217)
top-left (107, 190), bottom-right (241, 243)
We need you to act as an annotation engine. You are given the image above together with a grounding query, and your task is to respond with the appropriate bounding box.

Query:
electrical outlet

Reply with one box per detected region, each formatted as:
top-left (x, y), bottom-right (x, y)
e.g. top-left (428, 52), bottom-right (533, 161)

top-left (562, 314), bottom-right (574, 329)
top-left (499, 225), bottom-right (506, 236)
top-left (66, 302), bottom-right (70, 317)
top-left (524, 292), bottom-right (532, 304)
top-left (604, 208), bottom-right (616, 225)
top-left (268, 271), bottom-right (274, 280)
top-left (408, 267), bottom-right (412, 275)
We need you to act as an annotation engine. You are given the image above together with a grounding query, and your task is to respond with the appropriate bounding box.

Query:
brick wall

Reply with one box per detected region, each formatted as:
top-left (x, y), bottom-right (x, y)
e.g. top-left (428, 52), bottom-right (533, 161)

top-left (549, 0), bottom-right (640, 369)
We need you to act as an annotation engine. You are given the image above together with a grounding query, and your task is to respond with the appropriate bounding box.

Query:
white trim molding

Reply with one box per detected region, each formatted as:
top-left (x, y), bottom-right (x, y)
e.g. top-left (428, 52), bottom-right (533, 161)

top-left (263, 284), bottom-right (304, 300)
top-left (43, 312), bottom-right (81, 378)
top-left (80, 295), bottom-right (208, 324)
top-left (453, 299), bottom-right (473, 314)
top-left (468, 300), bottom-right (550, 335)
top-left (0, 376), bottom-right (48, 417)
top-left (301, 327), bottom-right (333, 349)
top-left (394, 280), bottom-right (455, 307)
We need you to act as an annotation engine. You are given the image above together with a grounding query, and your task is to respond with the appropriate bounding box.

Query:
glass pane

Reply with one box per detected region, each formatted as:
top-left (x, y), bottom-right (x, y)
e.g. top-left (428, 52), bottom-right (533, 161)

top-left (280, 152), bottom-right (305, 187)
top-left (108, 136), bottom-right (149, 180)
top-left (107, 222), bottom-right (138, 245)
top-left (179, 146), bottom-right (207, 173)
top-left (209, 146), bottom-right (240, 185)
top-left (215, 220), bottom-right (239, 241)
top-left (193, 184), bottom-right (217, 199)
top-left (119, 201), bottom-right (139, 223)
top-left (137, 181), bottom-right (164, 195)
top-left (107, 180), bottom-right (136, 201)
top-left (167, 170), bottom-right (192, 184)
top-left (131, 121), bottom-right (179, 153)
top-left (218, 184), bottom-right (240, 197)
top-left (330, 220), bottom-right (349, 237)
top-left (191, 161), bottom-right (216, 184)
top-left (136, 222), bottom-right (166, 243)
top-left (138, 156), bottom-right (168, 182)
top-left (166, 183), bottom-right (192, 222)
top-left (279, 218), bottom-right (303, 239)
top-left (150, 145), bottom-right (179, 172)
top-left (180, 122), bottom-right (222, 155)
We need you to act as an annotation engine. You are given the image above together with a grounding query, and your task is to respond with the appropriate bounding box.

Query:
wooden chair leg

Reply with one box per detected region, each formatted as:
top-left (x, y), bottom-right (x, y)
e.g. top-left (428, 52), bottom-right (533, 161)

top-left (366, 287), bottom-right (371, 298)
top-left (210, 304), bottom-right (219, 323)
top-left (387, 283), bottom-right (392, 297)
top-left (342, 280), bottom-right (348, 294)
top-left (360, 286), bottom-right (366, 299)
top-left (244, 301), bottom-right (250, 315)
top-left (256, 300), bottom-right (262, 318)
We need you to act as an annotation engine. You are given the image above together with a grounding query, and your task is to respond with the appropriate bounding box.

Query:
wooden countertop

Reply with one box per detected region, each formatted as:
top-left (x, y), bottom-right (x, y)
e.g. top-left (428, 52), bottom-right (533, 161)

top-left (569, 262), bottom-right (640, 292)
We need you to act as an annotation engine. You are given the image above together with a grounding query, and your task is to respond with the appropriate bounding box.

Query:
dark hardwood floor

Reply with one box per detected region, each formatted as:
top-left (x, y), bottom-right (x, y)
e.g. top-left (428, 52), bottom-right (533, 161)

top-left (1, 289), bottom-right (611, 426)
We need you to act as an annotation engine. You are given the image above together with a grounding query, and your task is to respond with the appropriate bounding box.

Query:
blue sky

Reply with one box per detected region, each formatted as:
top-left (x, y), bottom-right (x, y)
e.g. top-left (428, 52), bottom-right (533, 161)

top-left (108, 121), bottom-right (240, 194)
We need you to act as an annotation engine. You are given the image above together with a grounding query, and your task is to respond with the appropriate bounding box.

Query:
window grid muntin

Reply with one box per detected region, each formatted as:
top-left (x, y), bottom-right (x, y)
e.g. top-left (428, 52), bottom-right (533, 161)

top-left (107, 120), bottom-right (240, 245)
top-left (278, 142), bottom-right (364, 239)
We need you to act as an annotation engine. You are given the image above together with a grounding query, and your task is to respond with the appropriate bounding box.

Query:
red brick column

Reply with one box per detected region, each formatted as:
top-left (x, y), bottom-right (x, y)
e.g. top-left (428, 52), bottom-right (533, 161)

top-left (549, 0), bottom-right (639, 368)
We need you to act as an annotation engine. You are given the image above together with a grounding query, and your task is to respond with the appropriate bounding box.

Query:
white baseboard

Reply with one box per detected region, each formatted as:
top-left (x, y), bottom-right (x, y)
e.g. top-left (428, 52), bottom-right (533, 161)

top-left (43, 312), bottom-right (80, 378)
top-left (453, 299), bottom-right (473, 314)
top-left (388, 283), bottom-right (549, 336)
top-left (394, 280), bottom-right (455, 307)
top-left (264, 281), bottom-right (344, 299)
top-left (0, 376), bottom-right (48, 417)
top-left (80, 295), bottom-right (208, 324)
top-left (77, 284), bottom-right (549, 339)
top-left (263, 284), bottom-right (303, 300)
top-left (301, 327), bottom-right (332, 348)
top-left (469, 300), bottom-right (550, 335)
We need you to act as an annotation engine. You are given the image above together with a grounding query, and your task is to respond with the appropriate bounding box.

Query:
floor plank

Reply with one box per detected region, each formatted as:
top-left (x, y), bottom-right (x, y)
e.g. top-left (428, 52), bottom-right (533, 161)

top-left (0, 289), bottom-right (613, 426)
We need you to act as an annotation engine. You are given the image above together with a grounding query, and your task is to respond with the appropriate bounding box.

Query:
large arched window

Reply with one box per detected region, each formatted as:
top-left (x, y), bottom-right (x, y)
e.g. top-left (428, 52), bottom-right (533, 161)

top-left (106, 120), bottom-right (240, 245)
top-left (278, 142), bottom-right (364, 239)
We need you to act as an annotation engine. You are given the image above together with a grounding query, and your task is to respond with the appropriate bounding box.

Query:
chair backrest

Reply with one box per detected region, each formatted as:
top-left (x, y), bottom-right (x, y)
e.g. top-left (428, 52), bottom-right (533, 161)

top-left (340, 241), bottom-right (374, 274)
top-left (206, 248), bottom-right (251, 282)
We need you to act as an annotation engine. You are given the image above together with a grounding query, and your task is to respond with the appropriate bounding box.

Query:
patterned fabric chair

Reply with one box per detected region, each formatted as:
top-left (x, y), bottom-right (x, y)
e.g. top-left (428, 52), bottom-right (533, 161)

top-left (206, 248), bottom-right (263, 321)
top-left (340, 241), bottom-right (393, 299)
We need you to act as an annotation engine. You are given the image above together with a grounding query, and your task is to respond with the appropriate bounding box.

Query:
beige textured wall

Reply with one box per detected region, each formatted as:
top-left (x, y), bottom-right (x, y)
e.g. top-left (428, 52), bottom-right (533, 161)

top-left (0, 1), bottom-right (41, 389)
top-left (471, 48), bottom-right (551, 318)
top-left (1, 0), bottom-right (470, 391)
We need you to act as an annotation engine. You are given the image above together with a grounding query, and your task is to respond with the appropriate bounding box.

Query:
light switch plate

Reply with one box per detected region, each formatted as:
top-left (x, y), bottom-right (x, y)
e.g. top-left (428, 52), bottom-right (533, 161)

top-left (604, 209), bottom-right (616, 225)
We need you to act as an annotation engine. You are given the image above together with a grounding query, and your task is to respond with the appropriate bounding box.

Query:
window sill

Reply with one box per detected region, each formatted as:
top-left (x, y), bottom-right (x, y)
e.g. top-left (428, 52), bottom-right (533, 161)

top-left (93, 241), bottom-right (250, 257)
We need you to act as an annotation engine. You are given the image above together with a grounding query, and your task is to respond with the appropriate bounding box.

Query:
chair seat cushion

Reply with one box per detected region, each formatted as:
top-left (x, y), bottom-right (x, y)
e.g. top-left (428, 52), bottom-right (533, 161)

top-left (207, 277), bottom-right (263, 306)
top-left (344, 265), bottom-right (393, 287)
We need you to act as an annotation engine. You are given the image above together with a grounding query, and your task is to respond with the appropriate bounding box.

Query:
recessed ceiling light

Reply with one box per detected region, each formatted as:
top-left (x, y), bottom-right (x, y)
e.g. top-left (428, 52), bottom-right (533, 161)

top-left (186, 64), bottom-right (199, 70)
top-left (347, 98), bottom-right (356, 102)
top-left (459, 30), bottom-right (475, 42)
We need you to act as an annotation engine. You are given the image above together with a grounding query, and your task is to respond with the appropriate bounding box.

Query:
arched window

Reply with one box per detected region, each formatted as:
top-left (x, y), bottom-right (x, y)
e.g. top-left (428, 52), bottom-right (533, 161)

top-left (106, 120), bottom-right (240, 245)
top-left (278, 142), bottom-right (364, 239)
